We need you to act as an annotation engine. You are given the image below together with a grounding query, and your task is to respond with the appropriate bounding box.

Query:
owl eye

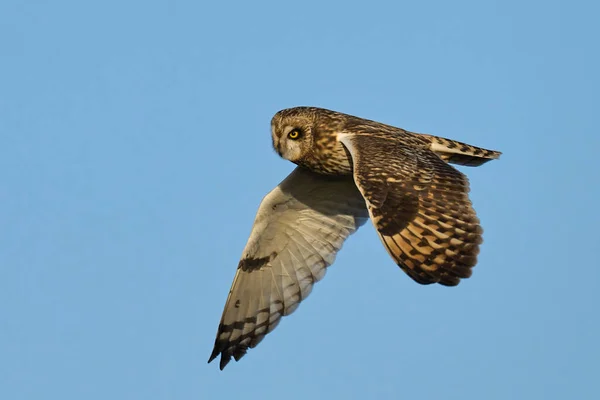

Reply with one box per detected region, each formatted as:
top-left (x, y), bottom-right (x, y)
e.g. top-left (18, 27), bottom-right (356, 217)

top-left (288, 129), bottom-right (302, 140)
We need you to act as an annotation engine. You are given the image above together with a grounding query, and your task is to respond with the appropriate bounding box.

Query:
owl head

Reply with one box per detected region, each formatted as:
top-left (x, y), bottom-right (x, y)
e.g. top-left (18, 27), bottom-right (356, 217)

top-left (270, 108), bottom-right (317, 163)
top-left (270, 107), bottom-right (352, 175)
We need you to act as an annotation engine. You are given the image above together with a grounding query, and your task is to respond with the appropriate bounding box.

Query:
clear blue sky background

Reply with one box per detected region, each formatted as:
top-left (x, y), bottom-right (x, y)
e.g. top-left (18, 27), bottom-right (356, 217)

top-left (1, 1), bottom-right (598, 399)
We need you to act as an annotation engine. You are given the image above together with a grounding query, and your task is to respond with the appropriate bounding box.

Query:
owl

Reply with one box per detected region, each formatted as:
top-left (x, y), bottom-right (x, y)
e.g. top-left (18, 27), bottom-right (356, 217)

top-left (209, 106), bottom-right (501, 369)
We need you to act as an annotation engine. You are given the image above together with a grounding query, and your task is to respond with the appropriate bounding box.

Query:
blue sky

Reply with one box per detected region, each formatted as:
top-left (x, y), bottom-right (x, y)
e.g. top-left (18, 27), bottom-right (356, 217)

top-left (1, 0), bottom-right (598, 399)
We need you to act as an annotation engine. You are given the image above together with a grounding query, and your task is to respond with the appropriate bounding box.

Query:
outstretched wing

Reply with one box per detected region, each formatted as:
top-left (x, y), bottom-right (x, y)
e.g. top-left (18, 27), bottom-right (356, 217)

top-left (338, 133), bottom-right (483, 287)
top-left (209, 167), bottom-right (368, 369)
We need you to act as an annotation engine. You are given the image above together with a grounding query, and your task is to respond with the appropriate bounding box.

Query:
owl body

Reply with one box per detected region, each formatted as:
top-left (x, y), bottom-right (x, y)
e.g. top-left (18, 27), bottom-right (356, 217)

top-left (270, 107), bottom-right (446, 175)
top-left (210, 106), bottom-right (501, 370)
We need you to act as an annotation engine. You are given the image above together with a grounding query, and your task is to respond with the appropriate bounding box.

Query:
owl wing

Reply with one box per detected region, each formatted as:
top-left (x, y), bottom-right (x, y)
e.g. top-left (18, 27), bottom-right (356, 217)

top-left (338, 133), bottom-right (483, 286)
top-left (209, 167), bottom-right (369, 369)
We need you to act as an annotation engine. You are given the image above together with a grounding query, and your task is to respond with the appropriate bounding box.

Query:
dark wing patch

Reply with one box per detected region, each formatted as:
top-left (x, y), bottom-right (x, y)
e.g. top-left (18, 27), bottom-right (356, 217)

top-left (339, 134), bottom-right (483, 286)
top-left (237, 254), bottom-right (274, 272)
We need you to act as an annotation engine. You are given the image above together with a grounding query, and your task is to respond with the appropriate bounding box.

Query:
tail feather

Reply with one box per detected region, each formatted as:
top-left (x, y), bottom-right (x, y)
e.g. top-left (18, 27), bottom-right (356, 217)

top-left (423, 135), bottom-right (501, 167)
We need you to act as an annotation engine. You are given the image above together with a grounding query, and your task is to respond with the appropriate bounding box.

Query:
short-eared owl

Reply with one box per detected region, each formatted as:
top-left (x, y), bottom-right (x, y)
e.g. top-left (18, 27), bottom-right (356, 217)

top-left (209, 107), bottom-right (501, 369)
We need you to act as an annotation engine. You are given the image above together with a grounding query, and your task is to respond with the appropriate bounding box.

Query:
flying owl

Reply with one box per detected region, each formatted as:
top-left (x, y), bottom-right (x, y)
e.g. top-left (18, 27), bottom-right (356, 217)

top-left (209, 106), bottom-right (501, 369)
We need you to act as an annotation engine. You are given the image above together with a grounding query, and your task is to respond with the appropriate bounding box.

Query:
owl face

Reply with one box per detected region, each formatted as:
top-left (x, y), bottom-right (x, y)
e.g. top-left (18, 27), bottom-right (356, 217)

top-left (270, 114), bottom-right (315, 163)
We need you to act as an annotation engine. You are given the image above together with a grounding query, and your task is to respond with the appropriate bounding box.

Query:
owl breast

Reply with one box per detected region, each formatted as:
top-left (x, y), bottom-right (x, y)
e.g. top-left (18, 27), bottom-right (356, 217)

top-left (299, 135), bottom-right (353, 175)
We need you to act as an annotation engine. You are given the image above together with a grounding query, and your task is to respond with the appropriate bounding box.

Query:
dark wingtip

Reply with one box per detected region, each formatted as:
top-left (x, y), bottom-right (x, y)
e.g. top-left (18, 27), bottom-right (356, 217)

top-left (208, 348), bottom-right (231, 370)
top-left (208, 347), bottom-right (219, 364)
top-left (219, 354), bottom-right (231, 370)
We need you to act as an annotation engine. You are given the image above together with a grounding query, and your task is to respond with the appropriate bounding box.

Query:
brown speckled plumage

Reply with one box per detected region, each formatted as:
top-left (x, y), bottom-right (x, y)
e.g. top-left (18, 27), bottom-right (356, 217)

top-left (209, 106), bottom-right (501, 369)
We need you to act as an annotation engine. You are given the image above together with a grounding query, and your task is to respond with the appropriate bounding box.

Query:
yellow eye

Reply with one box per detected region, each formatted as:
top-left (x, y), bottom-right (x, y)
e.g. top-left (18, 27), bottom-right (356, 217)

top-left (288, 129), bottom-right (301, 140)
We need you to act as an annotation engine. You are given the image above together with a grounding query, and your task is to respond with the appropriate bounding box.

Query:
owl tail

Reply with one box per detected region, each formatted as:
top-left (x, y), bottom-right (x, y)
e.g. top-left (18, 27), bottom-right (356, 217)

top-left (424, 135), bottom-right (502, 167)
